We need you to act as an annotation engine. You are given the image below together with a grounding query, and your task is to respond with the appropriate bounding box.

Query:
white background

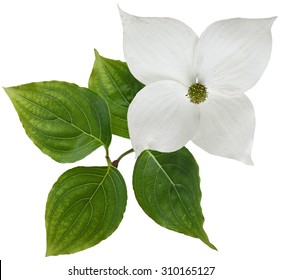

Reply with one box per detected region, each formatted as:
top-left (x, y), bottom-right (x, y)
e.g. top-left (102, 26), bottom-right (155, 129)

top-left (0, 0), bottom-right (281, 279)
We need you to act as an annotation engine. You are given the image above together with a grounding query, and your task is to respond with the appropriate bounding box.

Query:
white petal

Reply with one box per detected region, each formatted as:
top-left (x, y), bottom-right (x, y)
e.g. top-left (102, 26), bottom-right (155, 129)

top-left (192, 92), bottom-right (255, 164)
top-left (119, 8), bottom-right (198, 86)
top-left (128, 80), bottom-right (200, 156)
top-left (195, 17), bottom-right (276, 95)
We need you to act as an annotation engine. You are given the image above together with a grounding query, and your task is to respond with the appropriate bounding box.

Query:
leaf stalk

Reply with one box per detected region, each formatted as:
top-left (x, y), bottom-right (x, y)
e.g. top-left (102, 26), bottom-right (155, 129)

top-left (112, 148), bottom-right (134, 168)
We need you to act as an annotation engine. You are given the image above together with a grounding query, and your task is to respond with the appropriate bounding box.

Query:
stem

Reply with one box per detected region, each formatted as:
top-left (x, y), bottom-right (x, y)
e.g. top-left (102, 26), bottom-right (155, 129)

top-left (105, 147), bottom-right (112, 167)
top-left (117, 148), bottom-right (134, 162)
top-left (112, 148), bottom-right (134, 168)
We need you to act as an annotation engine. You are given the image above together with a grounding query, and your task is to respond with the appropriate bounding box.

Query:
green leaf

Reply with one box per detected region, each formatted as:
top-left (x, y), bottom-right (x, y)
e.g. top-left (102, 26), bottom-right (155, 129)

top-left (45, 166), bottom-right (127, 256)
top-left (88, 49), bottom-right (144, 138)
top-left (4, 81), bottom-right (111, 163)
top-left (133, 147), bottom-right (216, 250)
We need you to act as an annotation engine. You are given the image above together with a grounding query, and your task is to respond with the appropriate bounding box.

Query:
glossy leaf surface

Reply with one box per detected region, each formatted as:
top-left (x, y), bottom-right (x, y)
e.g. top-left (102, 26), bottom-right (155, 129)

top-left (88, 50), bottom-right (144, 138)
top-left (133, 147), bottom-right (216, 249)
top-left (4, 81), bottom-right (111, 162)
top-left (46, 166), bottom-right (127, 256)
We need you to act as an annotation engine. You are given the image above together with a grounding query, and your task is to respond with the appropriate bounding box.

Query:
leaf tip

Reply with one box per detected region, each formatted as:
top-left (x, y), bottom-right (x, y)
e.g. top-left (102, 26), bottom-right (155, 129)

top-left (45, 248), bottom-right (53, 257)
top-left (208, 242), bottom-right (218, 251)
top-left (3, 86), bottom-right (10, 94)
top-left (45, 245), bottom-right (60, 257)
top-left (2, 86), bottom-right (16, 100)
top-left (94, 48), bottom-right (100, 58)
top-left (201, 237), bottom-right (217, 251)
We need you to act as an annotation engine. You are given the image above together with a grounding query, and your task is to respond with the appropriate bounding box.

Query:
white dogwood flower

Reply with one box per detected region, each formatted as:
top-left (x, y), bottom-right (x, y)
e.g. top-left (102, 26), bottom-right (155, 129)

top-left (120, 9), bottom-right (275, 164)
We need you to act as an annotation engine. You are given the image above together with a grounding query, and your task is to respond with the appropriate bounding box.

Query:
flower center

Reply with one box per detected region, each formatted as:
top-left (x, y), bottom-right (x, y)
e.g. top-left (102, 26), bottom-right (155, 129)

top-left (187, 83), bottom-right (207, 104)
